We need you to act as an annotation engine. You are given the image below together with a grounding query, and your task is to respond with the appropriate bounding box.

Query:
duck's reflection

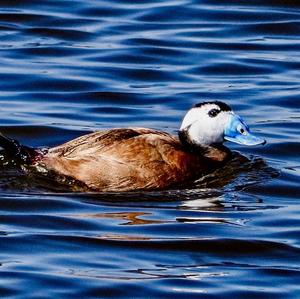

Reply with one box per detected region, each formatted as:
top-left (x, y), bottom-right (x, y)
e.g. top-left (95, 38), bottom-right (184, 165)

top-left (73, 211), bottom-right (166, 226)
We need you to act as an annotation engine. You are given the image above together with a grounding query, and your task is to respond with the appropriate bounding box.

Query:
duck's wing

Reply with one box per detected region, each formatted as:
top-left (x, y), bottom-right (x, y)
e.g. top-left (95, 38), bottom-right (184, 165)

top-left (48, 128), bottom-right (174, 158)
top-left (38, 128), bottom-right (188, 191)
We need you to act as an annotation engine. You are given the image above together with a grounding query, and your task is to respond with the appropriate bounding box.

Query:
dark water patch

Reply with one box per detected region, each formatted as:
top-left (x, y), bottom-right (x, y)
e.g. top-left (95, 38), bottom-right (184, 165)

top-left (0, 12), bottom-right (56, 25)
top-left (194, 62), bottom-right (278, 76)
top-left (248, 174), bottom-right (300, 199)
top-left (0, 73), bottom-right (99, 92)
top-left (24, 27), bottom-right (95, 42)
top-left (276, 94), bottom-right (300, 109)
top-left (78, 91), bottom-right (147, 105)
top-left (125, 37), bottom-right (300, 53)
top-left (79, 6), bottom-right (140, 18)
top-left (90, 106), bottom-right (142, 116)
top-left (137, 5), bottom-right (298, 23)
top-left (94, 52), bottom-right (160, 65)
top-left (262, 142), bottom-right (300, 159)
top-left (116, 67), bottom-right (182, 82)
top-left (14, 46), bottom-right (85, 58)
top-left (0, 126), bottom-right (87, 147)
top-left (2, 233), bottom-right (299, 260)
top-left (240, 21), bottom-right (300, 37)
top-left (201, 0), bottom-right (300, 9)
top-left (40, 17), bottom-right (100, 29)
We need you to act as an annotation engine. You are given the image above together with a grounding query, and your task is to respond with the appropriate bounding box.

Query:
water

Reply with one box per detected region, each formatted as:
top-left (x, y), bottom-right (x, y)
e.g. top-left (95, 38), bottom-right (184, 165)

top-left (0, 0), bottom-right (300, 298)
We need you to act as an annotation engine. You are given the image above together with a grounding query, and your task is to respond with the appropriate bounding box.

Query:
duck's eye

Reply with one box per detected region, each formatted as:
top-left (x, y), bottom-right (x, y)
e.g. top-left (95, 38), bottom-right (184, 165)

top-left (208, 108), bottom-right (220, 118)
top-left (237, 124), bottom-right (247, 135)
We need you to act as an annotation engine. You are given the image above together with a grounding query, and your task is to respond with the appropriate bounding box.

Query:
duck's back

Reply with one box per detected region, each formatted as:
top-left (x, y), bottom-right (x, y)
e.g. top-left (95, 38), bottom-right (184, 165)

top-left (36, 128), bottom-right (228, 191)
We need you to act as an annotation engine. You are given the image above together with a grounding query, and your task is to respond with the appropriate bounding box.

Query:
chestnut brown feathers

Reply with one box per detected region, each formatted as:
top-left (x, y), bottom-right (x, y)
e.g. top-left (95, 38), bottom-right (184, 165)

top-left (34, 128), bottom-right (230, 192)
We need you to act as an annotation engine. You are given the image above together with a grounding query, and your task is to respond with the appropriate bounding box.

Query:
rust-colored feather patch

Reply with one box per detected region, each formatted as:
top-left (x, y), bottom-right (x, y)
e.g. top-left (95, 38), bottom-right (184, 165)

top-left (36, 128), bottom-right (230, 191)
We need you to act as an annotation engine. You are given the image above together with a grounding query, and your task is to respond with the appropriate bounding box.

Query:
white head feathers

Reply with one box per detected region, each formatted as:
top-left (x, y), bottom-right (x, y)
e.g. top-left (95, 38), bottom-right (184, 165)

top-left (179, 101), bottom-right (233, 146)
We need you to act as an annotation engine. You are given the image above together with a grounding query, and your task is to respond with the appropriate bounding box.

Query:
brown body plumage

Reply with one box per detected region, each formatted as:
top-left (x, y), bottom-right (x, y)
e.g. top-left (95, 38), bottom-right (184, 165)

top-left (32, 128), bottom-right (230, 192)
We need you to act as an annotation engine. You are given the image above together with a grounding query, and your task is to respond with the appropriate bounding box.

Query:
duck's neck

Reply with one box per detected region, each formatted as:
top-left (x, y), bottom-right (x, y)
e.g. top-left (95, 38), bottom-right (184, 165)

top-left (178, 129), bottom-right (231, 162)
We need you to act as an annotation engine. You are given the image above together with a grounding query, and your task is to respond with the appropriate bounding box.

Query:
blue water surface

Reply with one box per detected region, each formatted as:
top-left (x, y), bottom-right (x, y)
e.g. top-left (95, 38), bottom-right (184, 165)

top-left (0, 1), bottom-right (300, 298)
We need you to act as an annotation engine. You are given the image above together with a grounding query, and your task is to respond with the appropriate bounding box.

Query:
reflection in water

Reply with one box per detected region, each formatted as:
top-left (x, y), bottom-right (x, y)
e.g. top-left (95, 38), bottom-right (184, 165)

top-left (65, 262), bottom-right (225, 283)
top-left (73, 211), bottom-right (166, 225)
top-left (98, 234), bottom-right (151, 241)
top-left (176, 216), bottom-right (247, 226)
top-left (180, 196), bottom-right (224, 210)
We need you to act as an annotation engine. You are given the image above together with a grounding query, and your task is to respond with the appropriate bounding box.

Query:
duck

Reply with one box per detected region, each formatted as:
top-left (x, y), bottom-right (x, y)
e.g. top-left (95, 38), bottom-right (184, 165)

top-left (0, 101), bottom-right (265, 192)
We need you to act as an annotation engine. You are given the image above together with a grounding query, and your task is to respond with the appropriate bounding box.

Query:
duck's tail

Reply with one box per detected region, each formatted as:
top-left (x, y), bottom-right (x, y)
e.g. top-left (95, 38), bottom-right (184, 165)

top-left (0, 133), bottom-right (42, 165)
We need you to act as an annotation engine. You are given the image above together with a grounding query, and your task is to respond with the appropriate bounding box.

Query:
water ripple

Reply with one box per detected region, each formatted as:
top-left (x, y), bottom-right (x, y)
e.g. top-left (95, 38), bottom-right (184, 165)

top-left (0, 0), bottom-right (300, 298)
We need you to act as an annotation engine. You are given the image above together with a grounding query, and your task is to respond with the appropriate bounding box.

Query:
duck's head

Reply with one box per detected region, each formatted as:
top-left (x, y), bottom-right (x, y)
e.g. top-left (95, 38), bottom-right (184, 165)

top-left (179, 101), bottom-right (266, 147)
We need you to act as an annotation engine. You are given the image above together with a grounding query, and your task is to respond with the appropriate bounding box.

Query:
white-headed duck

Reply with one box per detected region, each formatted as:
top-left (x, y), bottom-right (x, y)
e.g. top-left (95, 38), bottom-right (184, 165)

top-left (0, 101), bottom-right (265, 191)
